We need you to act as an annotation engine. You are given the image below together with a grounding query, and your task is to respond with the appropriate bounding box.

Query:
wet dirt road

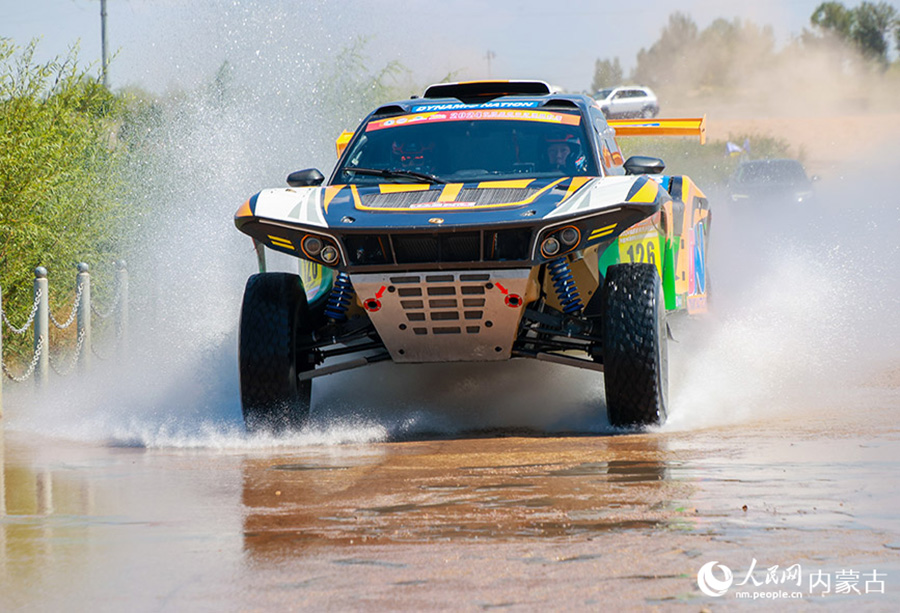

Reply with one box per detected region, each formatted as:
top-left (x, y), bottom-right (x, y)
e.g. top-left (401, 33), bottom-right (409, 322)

top-left (2, 391), bottom-right (899, 612)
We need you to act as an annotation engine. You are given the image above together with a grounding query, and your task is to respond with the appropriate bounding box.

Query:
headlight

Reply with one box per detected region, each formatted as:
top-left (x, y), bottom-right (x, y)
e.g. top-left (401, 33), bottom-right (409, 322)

top-left (299, 232), bottom-right (341, 266)
top-left (303, 235), bottom-right (323, 256)
top-left (559, 226), bottom-right (580, 247)
top-left (541, 236), bottom-right (561, 257)
top-left (320, 245), bottom-right (339, 265)
top-left (539, 225), bottom-right (581, 259)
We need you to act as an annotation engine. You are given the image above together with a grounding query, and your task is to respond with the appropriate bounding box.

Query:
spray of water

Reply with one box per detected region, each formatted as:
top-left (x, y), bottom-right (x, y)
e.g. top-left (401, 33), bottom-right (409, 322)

top-left (666, 149), bottom-right (900, 430)
top-left (4, 3), bottom-right (898, 446)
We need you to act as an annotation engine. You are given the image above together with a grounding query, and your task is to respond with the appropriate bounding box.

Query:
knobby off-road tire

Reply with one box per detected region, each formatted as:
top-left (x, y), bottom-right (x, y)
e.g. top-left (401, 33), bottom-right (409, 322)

top-left (239, 273), bottom-right (312, 433)
top-left (601, 263), bottom-right (668, 428)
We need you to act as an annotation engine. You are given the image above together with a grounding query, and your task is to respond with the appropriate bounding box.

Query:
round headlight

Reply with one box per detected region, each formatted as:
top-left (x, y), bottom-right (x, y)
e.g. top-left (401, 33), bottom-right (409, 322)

top-left (303, 235), bottom-right (324, 256)
top-left (320, 245), bottom-right (339, 265)
top-left (541, 236), bottom-right (561, 257)
top-left (559, 227), bottom-right (579, 246)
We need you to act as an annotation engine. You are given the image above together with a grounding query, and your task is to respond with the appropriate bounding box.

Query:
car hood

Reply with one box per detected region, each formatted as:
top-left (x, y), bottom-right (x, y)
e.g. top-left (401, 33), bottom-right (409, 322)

top-left (238, 175), bottom-right (662, 231)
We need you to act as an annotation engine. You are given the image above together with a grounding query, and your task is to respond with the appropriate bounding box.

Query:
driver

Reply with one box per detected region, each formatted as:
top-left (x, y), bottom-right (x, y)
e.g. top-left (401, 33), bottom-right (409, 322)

top-left (544, 133), bottom-right (586, 174)
top-left (392, 140), bottom-right (436, 174)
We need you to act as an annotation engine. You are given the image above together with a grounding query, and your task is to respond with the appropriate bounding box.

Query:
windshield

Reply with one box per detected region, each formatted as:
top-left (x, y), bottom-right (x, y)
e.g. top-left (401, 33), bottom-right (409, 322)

top-left (596, 88), bottom-right (614, 99)
top-left (334, 109), bottom-right (597, 185)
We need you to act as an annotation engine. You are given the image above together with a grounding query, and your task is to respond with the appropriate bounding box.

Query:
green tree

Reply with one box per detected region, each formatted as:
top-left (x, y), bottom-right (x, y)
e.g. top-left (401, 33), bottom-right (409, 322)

top-left (810, 1), bottom-right (899, 66)
top-left (630, 13), bottom-right (776, 95)
top-left (852, 1), bottom-right (898, 64)
top-left (591, 57), bottom-right (623, 92)
top-left (632, 13), bottom-right (699, 88)
top-left (811, 1), bottom-right (855, 37)
top-left (696, 18), bottom-right (776, 89)
top-left (0, 39), bottom-right (130, 360)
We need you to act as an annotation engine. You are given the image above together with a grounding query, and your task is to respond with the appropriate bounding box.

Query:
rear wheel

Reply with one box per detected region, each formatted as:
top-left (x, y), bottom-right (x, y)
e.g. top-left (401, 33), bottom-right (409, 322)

top-left (239, 273), bottom-right (314, 433)
top-left (600, 263), bottom-right (668, 428)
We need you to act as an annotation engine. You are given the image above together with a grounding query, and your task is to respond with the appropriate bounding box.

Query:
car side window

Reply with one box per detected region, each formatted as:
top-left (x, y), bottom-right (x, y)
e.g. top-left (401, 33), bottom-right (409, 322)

top-left (590, 107), bottom-right (624, 175)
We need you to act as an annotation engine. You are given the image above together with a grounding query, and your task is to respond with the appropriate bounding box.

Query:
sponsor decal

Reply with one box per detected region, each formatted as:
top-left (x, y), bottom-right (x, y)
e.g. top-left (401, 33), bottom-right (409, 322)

top-left (408, 201), bottom-right (476, 209)
top-left (367, 110), bottom-right (581, 132)
top-left (411, 100), bottom-right (541, 112)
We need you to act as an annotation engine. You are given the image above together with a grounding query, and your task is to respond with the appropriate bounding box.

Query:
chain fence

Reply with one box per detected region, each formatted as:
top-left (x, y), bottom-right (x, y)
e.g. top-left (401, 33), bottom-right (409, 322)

top-left (1, 261), bottom-right (128, 416)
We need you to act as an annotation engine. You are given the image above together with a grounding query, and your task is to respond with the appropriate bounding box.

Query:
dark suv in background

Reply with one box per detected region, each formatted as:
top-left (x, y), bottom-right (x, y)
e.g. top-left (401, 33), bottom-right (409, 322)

top-left (728, 158), bottom-right (817, 205)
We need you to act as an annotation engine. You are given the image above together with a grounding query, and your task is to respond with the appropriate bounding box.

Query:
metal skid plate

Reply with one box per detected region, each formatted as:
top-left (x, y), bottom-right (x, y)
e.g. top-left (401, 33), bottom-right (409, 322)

top-left (350, 269), bottom-right (532, 363)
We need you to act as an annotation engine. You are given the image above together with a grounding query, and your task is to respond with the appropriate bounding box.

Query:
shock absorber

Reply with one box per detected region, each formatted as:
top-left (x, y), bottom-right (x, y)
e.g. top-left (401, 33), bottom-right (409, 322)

top-left (548, 257), bottom-right (583, 315)
top-left (324, 272), bottom-right (354, 321)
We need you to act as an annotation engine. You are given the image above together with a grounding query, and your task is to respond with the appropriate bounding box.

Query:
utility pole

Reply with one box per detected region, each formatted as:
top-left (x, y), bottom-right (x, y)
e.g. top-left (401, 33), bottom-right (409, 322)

top-left (485, 50), bottom-right (496, 78)
top-left (100, 0), bottom-right (108, 88)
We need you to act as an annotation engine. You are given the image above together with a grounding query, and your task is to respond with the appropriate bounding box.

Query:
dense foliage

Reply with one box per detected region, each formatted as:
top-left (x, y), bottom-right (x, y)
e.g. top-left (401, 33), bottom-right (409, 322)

top-left (810, 1), bottom-right (899, 66)
top-left (0, 40), bottom-right (130, 360)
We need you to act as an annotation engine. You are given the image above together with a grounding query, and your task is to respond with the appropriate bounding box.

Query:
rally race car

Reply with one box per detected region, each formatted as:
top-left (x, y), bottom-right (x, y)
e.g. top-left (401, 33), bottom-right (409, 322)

top-left (234, 80), bottom-right (710, 433)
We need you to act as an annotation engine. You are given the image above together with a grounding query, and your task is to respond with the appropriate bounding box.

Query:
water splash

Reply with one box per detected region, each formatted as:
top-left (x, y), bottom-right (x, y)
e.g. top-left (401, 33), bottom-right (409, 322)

top-left (665, 156), bottom-right (900, 430)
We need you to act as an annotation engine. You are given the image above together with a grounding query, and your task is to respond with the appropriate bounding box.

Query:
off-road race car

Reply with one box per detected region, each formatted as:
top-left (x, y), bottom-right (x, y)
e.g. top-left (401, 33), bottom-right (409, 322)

top-left (234, 80), bottom-right (710, 433)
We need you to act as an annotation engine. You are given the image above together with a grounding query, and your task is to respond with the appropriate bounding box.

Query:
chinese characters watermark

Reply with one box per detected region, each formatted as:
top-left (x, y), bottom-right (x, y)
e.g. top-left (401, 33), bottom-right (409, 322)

top-left (697, 558), bottom-right (887, 600)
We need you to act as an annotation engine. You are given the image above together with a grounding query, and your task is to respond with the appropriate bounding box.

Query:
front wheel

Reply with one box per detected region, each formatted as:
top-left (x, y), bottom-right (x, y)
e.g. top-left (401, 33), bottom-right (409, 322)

top-left (239, 273), bottom-right (314, 433)
top-left (600, 263), bottom-right (668, 428)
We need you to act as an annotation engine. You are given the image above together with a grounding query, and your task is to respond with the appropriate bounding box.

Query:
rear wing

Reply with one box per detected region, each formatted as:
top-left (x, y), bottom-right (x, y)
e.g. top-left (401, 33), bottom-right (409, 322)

top-left (608, 116), bottom-right (706, 145)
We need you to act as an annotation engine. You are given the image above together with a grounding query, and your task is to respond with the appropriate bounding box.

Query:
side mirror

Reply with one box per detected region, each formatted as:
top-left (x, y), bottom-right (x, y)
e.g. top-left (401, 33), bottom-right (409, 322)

top-left (287, 168), bottom-right (325, 187)
top-left (623, 155), bottom-right (666, 175)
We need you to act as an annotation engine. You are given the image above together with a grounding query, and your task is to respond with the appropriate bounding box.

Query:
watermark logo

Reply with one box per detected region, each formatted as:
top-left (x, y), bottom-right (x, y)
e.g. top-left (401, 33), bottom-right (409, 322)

top-left (697, 558), bottom-right (887, 600)
top-left (697, 561), bottom-right (734, 597)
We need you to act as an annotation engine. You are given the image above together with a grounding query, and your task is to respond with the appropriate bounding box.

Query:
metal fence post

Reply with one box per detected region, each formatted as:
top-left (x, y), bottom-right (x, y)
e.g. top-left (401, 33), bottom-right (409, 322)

top-left (0, 284), bottom-right (4, 418)
top-left (77, 263), bottom-right (92, 373)
top-left (115, 260), bottom-right (128, 355)
top-left (34, 267), bottom-right (49, 387)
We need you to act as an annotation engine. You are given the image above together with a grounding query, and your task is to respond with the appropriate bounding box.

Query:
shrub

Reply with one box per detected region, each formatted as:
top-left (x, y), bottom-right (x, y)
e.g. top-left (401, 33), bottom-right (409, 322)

top-left (0, 40), bottom-right (130, 362)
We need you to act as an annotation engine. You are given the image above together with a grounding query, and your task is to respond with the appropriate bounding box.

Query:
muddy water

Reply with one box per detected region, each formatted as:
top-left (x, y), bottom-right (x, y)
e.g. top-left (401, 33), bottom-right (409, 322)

top-left (2, 394), bottom-right (898, 611)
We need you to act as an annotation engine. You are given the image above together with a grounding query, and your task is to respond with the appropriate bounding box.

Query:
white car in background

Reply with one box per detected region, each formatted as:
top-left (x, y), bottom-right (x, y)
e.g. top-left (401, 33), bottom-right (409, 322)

top-left (595, 86), bottom-right (659, 119)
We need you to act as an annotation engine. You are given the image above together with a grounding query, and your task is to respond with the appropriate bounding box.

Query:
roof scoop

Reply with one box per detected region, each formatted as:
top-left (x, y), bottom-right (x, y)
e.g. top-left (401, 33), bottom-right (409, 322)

top-left (423, 80), bottom-right (551, 103)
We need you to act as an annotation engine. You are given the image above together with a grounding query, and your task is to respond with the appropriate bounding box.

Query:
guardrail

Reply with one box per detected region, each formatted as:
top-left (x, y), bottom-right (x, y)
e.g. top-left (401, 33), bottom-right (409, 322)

top-left (0, 262), bottom-right (128, 417)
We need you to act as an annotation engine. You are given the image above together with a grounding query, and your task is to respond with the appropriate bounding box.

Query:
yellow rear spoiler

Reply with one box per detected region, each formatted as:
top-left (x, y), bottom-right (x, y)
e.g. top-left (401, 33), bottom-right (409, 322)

top-left (336, 130), bottom-right (354, 157)
top-left (608, 116), bottom-right (706, 145)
